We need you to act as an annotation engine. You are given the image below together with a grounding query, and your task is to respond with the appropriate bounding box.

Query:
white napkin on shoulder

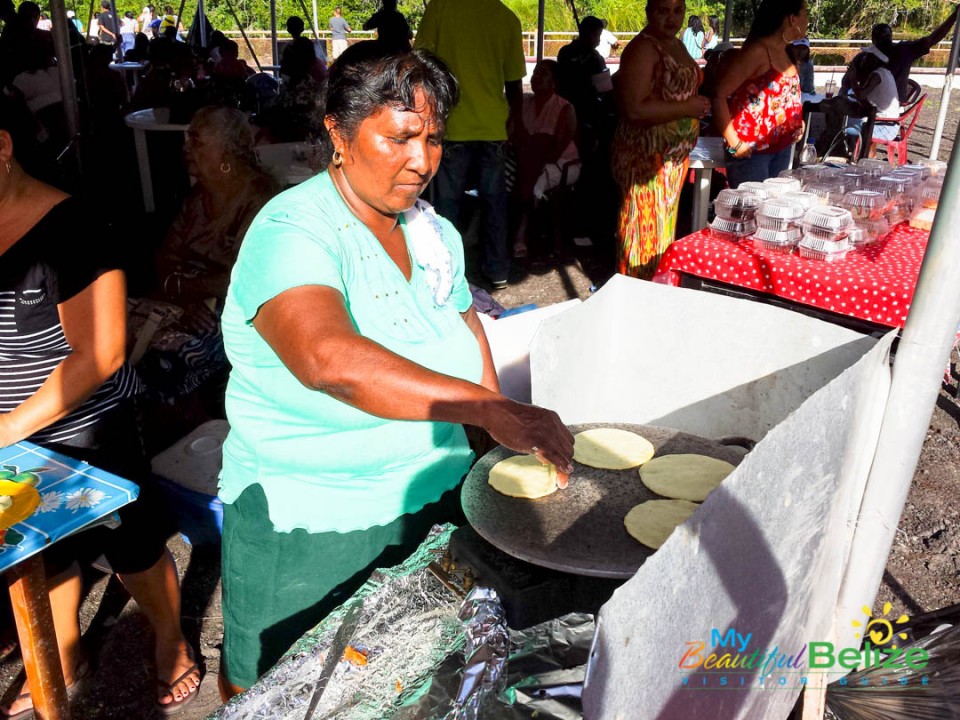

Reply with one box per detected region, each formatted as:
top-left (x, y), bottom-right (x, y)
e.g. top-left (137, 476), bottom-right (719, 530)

top-left (403, 199), bottom-right (454, 307)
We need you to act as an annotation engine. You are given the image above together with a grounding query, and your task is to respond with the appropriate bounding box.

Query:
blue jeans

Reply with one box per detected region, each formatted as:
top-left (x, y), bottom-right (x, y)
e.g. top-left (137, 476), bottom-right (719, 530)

top-left (726, 145), bottom-right (794, 188)
top-left (433, 141), bottom-right (509, 282)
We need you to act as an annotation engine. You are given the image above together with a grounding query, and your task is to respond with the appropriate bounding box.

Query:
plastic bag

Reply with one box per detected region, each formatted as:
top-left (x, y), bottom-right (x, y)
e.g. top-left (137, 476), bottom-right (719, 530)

top-left (826, 615), bottom-right (960, 720)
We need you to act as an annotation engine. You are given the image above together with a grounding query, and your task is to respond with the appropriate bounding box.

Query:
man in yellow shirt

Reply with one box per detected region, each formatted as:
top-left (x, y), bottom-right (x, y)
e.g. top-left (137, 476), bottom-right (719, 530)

top-left (415, 0), bottom-right (526, 289)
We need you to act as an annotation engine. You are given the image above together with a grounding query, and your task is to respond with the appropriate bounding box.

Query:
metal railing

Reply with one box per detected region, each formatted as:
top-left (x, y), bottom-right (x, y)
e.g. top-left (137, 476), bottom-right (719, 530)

top-left (224, 29), bottom-right (957, 69)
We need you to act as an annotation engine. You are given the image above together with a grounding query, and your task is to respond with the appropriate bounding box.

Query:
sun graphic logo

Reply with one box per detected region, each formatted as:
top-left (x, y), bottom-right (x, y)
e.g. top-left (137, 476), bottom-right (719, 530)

top-left (852, 603), bottom-right (910, 648)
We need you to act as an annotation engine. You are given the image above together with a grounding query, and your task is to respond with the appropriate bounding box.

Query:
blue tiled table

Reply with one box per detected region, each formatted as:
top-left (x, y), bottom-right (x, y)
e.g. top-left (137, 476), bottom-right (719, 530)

top-left (0, 442), bottom-right (139, 720)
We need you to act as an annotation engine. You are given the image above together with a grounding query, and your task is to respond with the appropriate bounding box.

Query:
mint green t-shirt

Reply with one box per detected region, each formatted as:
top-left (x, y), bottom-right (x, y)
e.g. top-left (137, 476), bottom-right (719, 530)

top-left (415, 0), bottom-right (526, 142)
top-left (219, 172), bottom-right (482, 533)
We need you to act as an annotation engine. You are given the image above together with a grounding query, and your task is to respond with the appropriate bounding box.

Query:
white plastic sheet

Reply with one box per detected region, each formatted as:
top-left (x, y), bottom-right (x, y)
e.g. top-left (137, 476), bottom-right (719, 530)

top-left (581, 331), bottom-right (894, 719)
top-left (532, 275), bottom-right (878, 442)
top-left (478, 300), bottom-right (581, 403)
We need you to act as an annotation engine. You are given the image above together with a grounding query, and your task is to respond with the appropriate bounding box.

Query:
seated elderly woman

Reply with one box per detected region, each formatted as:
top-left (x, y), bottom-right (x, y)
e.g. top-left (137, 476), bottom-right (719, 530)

top-left (135, 106), bottom-right (278, 402)
top-left (217, 46), bottom-right (575, 698)
top-left (512, 59), bottom-right (579, 258)
top-left (0, 95), bottom-right (200, 716)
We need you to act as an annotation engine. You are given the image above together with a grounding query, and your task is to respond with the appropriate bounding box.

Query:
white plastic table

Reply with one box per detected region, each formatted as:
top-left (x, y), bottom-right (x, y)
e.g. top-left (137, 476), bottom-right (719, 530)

top-left (124, 108), bottom-right (189, 213)
top-left (108, 61), bottom-right (145, 101)
top-left (688, 136), bottom-right (726, 232)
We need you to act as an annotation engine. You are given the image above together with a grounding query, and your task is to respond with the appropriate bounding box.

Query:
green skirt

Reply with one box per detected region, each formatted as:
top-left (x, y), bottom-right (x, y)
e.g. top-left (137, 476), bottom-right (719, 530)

top-left (220, 482), bottom-right (464, 689)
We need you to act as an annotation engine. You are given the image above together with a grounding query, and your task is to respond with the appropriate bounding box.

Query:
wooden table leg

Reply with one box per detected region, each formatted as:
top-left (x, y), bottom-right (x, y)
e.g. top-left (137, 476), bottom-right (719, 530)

top-left (7, 555), bottom-right (70, 720)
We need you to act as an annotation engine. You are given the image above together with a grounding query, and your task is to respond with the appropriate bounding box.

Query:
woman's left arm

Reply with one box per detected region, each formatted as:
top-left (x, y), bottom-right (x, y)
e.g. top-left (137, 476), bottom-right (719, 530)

top-left (0, 270), bottom-right (127, 447)
top-left (462, 307), bottom-right (500, 393)
top-left (712, 45), bottom-right (767, 158)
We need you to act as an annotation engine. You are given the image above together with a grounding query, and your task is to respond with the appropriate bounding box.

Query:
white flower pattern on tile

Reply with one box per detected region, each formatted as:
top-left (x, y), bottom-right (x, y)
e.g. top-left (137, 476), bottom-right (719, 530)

top-left (38, 491), bottom-right (65, 513)
top-left (65, 488), bottom-right (107, 512)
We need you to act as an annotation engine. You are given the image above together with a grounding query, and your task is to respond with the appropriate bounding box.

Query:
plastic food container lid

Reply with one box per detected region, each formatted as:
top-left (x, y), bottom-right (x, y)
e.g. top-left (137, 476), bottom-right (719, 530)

top-left (781, 191), bottom-right (820, 209)
top-left (803, 181), bottom-right (843, 198)
top-left (803, 205), bottom-right (854, 231)
top-left (714, 188), bottom-right (764, 209)
top-left (758, 198), bottom-right (805, 220)
top-left (763, 177), bottom-right (803, 194)
top-left (737, 182), bottom-right (771, 199)
top-left (816, 166), bottom-right (845, 180)
top-left (842, 190), bottom-right (885, 208)
top-left (888, 172), bottom-right (923, 190)
top-left (710, 217), bottom-right (757, 235)
top-left (877, 176), bottom-right (910, 193)
top-left (752, 227), bottom-right (802, 244)
top-left (839, 171), bottom-right (866, 185)
top-left (900, 163), bottom-right (932, 180)
top-left (920, 159), bottom-right (948, 176)
top-left (778, 169), bottom-right (807, 180)
top-left (920, 185), bottom-right (941, 202)
top-left (799, 235), bottom-right (853, 253)
top-left (857, 158), bottom-right (887, 171)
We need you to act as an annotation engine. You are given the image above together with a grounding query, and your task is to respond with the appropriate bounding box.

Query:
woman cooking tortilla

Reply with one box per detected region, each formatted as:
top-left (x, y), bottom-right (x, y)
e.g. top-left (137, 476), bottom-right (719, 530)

top-left (217, 44), bottom-right (575, 698)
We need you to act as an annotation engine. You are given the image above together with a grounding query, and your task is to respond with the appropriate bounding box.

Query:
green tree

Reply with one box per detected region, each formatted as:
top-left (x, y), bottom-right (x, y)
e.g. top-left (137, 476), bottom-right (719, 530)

top-left (92, 0), bottom-right (955, 38)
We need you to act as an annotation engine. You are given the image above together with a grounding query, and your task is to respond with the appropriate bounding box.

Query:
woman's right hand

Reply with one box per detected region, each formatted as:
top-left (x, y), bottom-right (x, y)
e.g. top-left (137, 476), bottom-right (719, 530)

top-left (686, 95), bottom-right (712, 119)
top-left (482, 398), bottom-right (575, 487)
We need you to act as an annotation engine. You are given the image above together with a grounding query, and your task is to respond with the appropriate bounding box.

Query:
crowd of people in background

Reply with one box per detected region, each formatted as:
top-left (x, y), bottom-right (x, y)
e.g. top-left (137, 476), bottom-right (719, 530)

top-left (1, 0), bottom-right (958, 711)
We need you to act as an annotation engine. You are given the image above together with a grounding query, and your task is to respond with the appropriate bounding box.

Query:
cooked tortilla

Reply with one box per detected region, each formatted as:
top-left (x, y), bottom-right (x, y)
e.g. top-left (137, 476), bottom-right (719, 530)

top-left (573, 428), bottom-right (655, 470)
top-left (624, 499), bottom-right (699, 549)
top-left (640, 454), bottom-right (735, 502)
top-left (488, 455), bottom-right (558, 499)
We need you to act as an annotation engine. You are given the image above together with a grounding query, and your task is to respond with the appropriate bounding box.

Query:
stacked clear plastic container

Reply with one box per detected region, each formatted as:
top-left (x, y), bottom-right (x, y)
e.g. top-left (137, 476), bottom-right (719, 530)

top-left (752, 199), bottom-right (805, 253)
top-left (839, 190), bottom-right (889, 245)
top-left (710, 189), bottom-right (762, 242)
top-left (777, 159), bottom-right (945, 248)
top-left (799, 206), bottom-right (855, 261)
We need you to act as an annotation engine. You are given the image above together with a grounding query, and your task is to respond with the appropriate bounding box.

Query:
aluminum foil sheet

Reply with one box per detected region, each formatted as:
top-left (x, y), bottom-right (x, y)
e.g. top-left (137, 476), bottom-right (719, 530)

top-left (481, 613), bottom-right (594, 720)
top-left (209, 525), bottom-right (510, 720)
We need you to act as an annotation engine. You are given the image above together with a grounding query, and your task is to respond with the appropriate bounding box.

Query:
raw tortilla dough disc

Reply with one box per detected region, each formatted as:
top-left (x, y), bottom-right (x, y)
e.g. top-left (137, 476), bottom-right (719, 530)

top-left (573, 428), bottom-right (655, 470)
top-left (624, 499), bottom-right (699, 549)
top-left (640, 454), bottom-right (735, 502)
top-left (488, 455), bottom-right (558, 499)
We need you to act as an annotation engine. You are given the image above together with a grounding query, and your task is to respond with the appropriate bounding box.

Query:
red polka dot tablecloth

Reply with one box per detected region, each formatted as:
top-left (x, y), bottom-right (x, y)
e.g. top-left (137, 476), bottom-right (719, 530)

top-left (652, 224), bottom-right (929, 329)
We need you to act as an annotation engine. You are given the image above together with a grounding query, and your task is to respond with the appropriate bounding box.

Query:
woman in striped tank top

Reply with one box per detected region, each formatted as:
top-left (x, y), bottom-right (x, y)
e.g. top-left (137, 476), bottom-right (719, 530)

top-left (0, 98), bottom-right (202, 716)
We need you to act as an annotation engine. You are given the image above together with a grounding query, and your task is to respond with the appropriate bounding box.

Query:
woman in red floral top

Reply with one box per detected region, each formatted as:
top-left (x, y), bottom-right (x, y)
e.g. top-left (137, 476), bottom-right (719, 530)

top-left (712, 0), bottom-right (808, 187)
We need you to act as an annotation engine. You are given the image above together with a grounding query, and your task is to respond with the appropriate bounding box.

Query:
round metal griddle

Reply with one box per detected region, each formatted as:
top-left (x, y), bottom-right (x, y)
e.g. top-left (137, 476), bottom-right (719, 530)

top-left (461, 423), bottom-right (745, 579)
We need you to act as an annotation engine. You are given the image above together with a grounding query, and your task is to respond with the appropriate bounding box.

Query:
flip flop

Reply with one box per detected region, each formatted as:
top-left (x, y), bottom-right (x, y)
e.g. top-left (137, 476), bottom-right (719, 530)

top-left (156, 647), bottom-right (202, 716)
top-left (0, 658), bottom-right (91, 720)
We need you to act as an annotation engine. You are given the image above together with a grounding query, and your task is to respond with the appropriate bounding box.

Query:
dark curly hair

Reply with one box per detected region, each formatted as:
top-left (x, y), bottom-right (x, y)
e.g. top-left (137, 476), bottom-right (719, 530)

top-left (322, 44), bottom-right (459, 164)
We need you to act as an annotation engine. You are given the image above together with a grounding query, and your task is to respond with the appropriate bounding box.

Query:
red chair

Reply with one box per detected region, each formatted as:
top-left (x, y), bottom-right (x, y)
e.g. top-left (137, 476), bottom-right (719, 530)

top-left (871, 94), bottom-right (927, 166)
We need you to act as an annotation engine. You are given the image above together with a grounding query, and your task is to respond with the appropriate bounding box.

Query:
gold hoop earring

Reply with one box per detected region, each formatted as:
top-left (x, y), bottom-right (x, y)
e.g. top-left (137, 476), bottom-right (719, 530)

top-left (783, 24), bottom-right (801, 44)
top-left (220, 162), bottom-right (231, 174)
top-left (332, 150), bottom-right (343, 168)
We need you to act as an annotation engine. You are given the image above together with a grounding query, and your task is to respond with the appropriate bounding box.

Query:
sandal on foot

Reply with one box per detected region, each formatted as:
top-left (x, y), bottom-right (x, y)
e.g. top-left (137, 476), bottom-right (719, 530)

top-left (156, 648), bottom-right (202, 716)
top-left (0, 660), bottom-right (91, 720)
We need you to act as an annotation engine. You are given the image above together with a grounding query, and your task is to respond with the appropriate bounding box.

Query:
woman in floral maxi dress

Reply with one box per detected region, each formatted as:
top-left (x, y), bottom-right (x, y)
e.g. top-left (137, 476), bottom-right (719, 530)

top-left (612, 0), bottom-right (710, 279)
